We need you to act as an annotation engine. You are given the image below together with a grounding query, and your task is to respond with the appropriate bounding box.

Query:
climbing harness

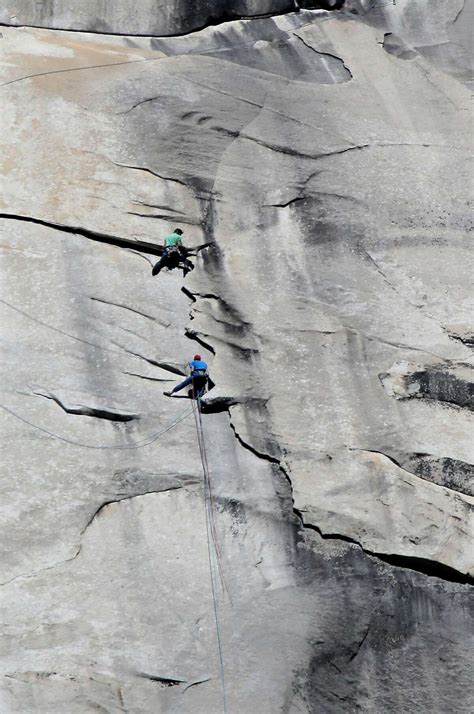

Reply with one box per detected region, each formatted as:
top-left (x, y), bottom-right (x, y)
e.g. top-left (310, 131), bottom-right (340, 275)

top-left (192, 396), bottom-right (230, 714)
top-left (0, 403), bottom-right (193, 450)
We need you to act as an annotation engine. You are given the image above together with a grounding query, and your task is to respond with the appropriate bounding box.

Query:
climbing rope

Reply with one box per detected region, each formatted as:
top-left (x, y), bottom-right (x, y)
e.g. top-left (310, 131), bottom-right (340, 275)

top-left (192, 396), bottom-right (229, 714)
top-left (194, 401), bottom-right (227, 594)
top-left (0, 402), bottom-right (193, 450)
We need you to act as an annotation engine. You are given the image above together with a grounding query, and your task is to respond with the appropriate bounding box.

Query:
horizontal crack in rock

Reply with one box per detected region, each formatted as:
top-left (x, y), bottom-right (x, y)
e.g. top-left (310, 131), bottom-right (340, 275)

top-left (296, 513), bottom-right (473, 585)
top-left (0, 54), bottom-right (168, 87)
top-left (123, 371), bottom-right (174, 383)
top-left (137, 673), bottom-right (186, 686)
top-left (0, 212), bottom-right (165, 256)
top-left (127, 210), bottom-right (200, 226)
top-left (0, 550), bottom-right (82, 588)
top-left (230, 418), bottom-right (473, 585)
top-left (0, 6), bottom-right (302, 40)
top-left (107, 340), bottom-right (186, 374)
top-left (90, 297), bottom-right (157, 321)
top-left (32, 391), bottom-right (139, 422)
top-left (81, 486), bottom-right (200, 537)
top-left (347, 447), bottom-right (474, 497)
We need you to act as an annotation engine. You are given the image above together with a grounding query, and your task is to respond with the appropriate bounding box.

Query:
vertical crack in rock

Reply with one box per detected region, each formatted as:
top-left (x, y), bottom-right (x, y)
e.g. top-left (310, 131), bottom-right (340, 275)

top-left (453, 0), bottom-right (468, 24)
top-left (181, 276), bottom-right (472, 585)
top-left (348, 624), bottom-right (370, 661)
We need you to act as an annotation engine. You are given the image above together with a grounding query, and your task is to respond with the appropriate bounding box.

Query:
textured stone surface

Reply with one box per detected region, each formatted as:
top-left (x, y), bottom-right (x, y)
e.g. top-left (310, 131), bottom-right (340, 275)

top-left (0, 0), bottom-right (295, 36)
top-left (1, 3), bottom-right (473, 712)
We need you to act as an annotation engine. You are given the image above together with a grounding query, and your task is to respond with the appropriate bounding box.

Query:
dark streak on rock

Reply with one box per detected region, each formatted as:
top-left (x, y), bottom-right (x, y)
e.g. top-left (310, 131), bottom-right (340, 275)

top-left (398, 454), bottom-right (474, 498)
top-left (407, 366), bottom-right (474, 410)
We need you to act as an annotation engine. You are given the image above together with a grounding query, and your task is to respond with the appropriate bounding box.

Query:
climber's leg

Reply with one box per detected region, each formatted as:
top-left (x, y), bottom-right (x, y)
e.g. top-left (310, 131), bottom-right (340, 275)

top-left (182, 258), bottom-right (195, 277)
top-left (191, 376), bottom-right (207, 399)
top-left (164, 375), bottom-right (193, 397)
top-left (152, 254), bottom-right (169, 276)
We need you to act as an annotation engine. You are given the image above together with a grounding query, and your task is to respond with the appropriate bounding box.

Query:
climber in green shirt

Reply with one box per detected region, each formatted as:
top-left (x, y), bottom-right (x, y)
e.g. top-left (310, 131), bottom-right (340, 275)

top-left (164, 230), bottom-right (184, 249)
top-left (152, 228), bottom-right (194, 277)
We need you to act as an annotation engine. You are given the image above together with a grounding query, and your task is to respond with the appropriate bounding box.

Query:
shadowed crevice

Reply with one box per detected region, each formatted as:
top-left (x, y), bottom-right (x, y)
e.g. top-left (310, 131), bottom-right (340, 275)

top-left (137, 673), bottom-right (186, 686)
top-left (185, 328), bottom-right (217, 355)
top-left (296, 512), bottom-right (473, 585)
top-left (32, 391), bottom-right (139, 422)
top-left (0, 212), bottom-right (165, 256)
top-left (229, 417), bottom-right (473, 585)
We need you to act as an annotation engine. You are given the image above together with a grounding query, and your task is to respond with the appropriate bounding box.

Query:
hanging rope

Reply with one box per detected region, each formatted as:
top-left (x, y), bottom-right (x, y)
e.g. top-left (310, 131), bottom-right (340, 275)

top-left (195, 398), bottom-right (232, 602)
top-left (192, 396), bottom-right (229, 714)
top-left (0, 402), bottom-right (193, 450)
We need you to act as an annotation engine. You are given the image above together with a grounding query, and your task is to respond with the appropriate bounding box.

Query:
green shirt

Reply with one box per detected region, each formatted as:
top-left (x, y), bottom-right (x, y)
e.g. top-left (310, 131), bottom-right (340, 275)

top-left (164, 232), bottom-right (182, 248)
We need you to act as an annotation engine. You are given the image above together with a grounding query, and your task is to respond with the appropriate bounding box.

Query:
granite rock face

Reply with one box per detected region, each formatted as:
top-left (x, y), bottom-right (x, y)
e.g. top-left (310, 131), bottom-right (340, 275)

top-left (1, 3), bottom-right (473, 713)
top-left (0, 0), bottom-right (296, 36)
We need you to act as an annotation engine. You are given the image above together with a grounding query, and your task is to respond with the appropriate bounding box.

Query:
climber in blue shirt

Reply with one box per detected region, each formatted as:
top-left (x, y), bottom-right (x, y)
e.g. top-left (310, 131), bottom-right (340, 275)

top-left (164, 355), bottom-right (209, 399)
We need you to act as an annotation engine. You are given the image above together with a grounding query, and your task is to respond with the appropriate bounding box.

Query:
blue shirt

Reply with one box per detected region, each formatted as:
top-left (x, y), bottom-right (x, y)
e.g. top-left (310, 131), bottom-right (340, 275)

top-left (189, 359), bottom-right (208, 376)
